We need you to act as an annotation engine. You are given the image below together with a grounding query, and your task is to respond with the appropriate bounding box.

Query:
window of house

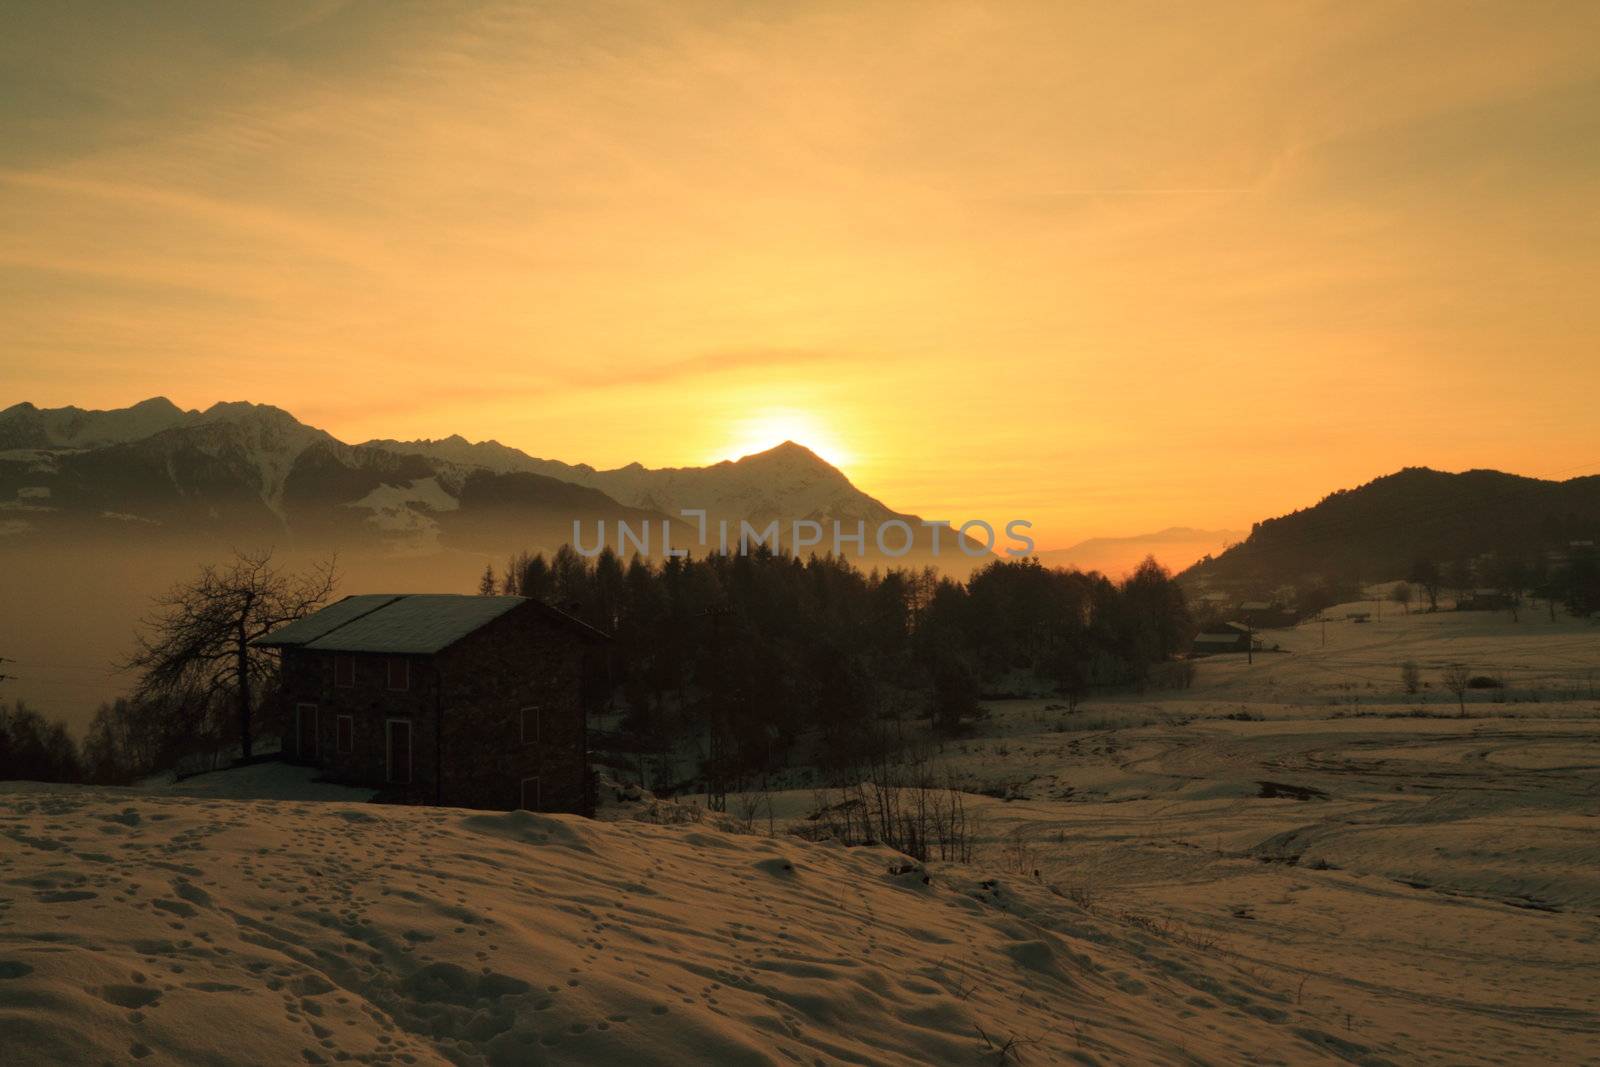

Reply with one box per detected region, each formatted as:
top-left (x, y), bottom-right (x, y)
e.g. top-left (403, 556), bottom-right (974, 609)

top-left (386, 656), bottom-right (409, 691)
top-left (519, 776), bottom-right (541, 812)
top-left (336, 715), bottom-right (353, 755)
top-left (386, 720), bottom-right (412, 785)
top-left (520, 706), bottom-right (541, 745)
top-left (334, 655), bottom-right (355, 688)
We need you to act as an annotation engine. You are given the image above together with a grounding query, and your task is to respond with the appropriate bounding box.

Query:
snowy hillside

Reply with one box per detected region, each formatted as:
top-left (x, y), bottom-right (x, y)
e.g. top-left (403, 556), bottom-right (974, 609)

top-left (0, 785), bottom-right (1393, 1066)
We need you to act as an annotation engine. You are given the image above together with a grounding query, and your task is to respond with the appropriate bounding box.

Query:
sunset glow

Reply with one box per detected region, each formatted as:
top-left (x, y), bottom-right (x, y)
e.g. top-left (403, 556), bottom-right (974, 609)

top-left (2, 3), bottom-right (1597, 545)
top-left (718, 409), bottom-right (854, 468)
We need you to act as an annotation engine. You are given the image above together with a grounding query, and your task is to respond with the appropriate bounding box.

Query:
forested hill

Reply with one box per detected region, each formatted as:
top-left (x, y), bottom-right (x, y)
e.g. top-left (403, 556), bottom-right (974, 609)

top-left (1182, 467), bottom-right (1600, 588)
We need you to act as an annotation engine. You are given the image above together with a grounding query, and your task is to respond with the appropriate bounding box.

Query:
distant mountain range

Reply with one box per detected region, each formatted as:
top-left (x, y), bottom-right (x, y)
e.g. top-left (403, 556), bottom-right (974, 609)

top-left (1182, 467), bottom-right (1600, 588)
top-left (1036, 527), bottom-right (1243, 578)
top-left (0, 398), bottom-right (976, 562)
top-left (11, 400), bottom-right (1590, 589)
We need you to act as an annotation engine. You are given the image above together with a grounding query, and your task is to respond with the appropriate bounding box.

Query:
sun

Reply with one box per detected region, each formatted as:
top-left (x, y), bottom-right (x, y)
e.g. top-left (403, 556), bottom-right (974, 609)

top-left (719, 408), bottom-right (852, 468)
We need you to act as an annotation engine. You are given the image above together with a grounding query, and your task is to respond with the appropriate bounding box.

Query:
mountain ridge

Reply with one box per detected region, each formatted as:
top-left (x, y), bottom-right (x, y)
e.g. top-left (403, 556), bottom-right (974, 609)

top-left (362, 433), bottom-right (893, 530)
top-left (1182, 465), bottom-right (1600, 590)
top-left (0, 399), bottom-right (959, 560)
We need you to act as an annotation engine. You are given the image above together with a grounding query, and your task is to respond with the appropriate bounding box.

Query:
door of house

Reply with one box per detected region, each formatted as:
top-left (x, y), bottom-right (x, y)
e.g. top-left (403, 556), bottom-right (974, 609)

top-left (295, 704), bottom-right (318, 760)
top-left (386, 720), bottom-right (412, 785)
top-left (520, 776), bottom-right (540, 812)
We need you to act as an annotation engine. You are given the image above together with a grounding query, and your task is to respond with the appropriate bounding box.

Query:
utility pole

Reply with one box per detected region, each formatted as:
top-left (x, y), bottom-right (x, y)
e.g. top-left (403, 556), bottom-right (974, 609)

top-left (1321, 616), bottom-right (1327, 648)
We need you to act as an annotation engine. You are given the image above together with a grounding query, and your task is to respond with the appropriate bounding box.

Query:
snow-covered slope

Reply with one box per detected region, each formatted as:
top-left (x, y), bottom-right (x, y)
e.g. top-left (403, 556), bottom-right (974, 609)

top-left (0, 785), bottom-right (1383, 1066)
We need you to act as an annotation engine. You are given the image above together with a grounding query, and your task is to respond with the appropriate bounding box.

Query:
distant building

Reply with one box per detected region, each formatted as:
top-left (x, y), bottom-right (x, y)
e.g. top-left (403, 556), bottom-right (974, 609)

top-left (255, 594), bottom-right (609, 813)
top-left (1192, 622), bottom-right (1252, 655)
top-left (1456, 590), bottom-right (1513, 611)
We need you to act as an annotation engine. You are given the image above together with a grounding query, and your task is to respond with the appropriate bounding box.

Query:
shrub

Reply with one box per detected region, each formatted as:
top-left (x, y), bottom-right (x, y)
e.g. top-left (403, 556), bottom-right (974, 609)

top-left (799, 753), bottom-right (978, 864)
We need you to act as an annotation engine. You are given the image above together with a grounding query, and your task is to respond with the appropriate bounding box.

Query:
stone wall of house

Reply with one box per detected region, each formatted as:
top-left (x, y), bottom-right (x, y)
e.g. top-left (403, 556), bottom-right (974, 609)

top-left (277, 647), bottom-right (441, 800)
top-left (434, 605), bottom-right (590, 814)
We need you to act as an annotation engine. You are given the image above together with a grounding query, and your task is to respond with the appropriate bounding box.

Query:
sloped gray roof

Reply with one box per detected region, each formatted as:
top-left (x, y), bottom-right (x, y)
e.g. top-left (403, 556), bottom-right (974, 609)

top-left (252, 594), bottom-right (606, 654)
top-left (251, 594), bottom-right (404, 648)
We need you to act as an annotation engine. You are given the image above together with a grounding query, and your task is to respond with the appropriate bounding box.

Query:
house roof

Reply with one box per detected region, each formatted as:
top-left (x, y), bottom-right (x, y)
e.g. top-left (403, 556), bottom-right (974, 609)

top-left (252, 594), bottom-right (608, 654)
top-left (1193, 632), bottom-right (1246, 645)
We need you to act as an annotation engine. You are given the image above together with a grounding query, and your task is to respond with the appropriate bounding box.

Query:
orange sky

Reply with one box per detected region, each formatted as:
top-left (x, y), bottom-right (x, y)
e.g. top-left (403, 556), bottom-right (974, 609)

top-left (3, 2), bottom-right (1598, 547)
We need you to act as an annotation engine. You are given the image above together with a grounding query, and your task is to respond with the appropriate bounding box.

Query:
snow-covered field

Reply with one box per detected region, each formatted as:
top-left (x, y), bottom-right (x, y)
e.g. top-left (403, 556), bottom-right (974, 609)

top-left (0, 784), bottom-right (1391, 1066)
top-left (2, 602), bottom-right (1597, 1064)
top-left (904, 602), bottom-right (1600, 1064)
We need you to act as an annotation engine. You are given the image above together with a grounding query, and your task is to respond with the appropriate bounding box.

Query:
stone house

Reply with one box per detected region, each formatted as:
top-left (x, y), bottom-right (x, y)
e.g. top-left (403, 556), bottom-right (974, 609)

top-left (254, 594), bottom-right (608, 813)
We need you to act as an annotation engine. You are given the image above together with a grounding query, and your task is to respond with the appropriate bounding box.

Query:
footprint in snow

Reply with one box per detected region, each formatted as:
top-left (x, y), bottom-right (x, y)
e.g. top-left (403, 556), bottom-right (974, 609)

top-left (99, 984), bottom-right (162, 1009)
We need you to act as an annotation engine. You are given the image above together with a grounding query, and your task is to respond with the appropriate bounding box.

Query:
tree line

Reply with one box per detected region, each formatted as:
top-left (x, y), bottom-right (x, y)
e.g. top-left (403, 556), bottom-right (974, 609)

top-left (486, 546), bottom-right (1192, 787)
top-left (1405, 546), bottom-right (1600, 618)
top-left (0, 694), bottom-right (213, 786)
top-left (3, 547), bottom-right (1192, 789)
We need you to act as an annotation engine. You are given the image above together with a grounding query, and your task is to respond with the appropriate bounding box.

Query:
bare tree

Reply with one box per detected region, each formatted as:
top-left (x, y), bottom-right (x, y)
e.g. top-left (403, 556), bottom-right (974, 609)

top-left (1400, 660), bottom-right (1421, 695)
top-left (125, 550), bottom-right (337, 762)
top-left (1441, 663), bottom-right (1471, 717)
top-left (1390, 582), bottom-right (1413, 615)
